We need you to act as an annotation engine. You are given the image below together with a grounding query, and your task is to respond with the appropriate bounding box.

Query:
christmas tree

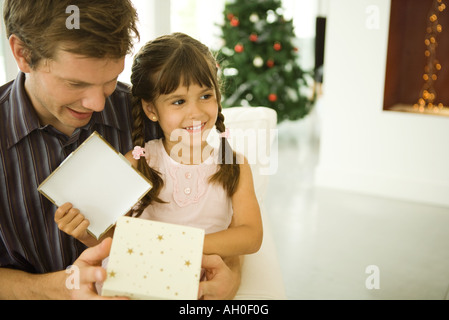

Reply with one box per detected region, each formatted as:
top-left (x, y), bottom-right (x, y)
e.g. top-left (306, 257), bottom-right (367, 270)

top-left (217, 0), bottom-right (313, 122)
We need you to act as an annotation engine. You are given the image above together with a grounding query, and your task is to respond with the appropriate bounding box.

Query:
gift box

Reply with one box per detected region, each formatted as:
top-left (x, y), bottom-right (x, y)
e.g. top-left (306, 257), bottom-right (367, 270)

top-left (38, 132), bottom-right (152, 239)
top-left (101, 216), bottom-right (205, 300)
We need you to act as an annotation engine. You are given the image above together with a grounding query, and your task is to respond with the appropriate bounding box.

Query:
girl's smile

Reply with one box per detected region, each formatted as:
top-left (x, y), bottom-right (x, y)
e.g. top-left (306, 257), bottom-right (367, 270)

top-left (183, 121), bottom-right (207, 134)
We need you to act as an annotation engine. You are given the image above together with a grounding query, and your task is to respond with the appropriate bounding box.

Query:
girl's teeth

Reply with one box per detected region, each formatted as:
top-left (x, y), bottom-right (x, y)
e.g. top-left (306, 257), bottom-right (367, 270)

top-left (186, 124), bottom-right (203, 130)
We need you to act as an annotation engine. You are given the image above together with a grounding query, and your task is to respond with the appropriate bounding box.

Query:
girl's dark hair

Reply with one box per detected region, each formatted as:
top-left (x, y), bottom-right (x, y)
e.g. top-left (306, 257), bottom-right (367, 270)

top-left (130, 33), bottom-right (240, 217)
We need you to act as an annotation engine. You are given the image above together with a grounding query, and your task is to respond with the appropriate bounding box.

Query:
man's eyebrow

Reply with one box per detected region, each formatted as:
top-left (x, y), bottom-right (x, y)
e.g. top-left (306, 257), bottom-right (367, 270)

top-left (62, 77), bottom-right (118, 86)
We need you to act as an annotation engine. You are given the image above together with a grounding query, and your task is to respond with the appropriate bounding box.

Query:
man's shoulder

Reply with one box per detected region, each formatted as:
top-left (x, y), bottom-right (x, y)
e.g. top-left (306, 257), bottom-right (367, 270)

top-left (108, 81), bottom-right (132, 110)
top-left (114, 81), bottom-right (132, 96)
top-left (0, 79), bottom-right (14, 105)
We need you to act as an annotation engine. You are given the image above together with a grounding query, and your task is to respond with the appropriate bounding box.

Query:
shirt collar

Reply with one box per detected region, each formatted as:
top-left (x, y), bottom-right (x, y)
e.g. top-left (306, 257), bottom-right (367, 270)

top-left (6, 72), bottom-right (127, 149)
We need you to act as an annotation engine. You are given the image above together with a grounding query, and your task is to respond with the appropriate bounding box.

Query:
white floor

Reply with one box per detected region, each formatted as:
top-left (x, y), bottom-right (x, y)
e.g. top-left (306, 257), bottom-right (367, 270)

top-left (264, 111), bottom-right (449, 300)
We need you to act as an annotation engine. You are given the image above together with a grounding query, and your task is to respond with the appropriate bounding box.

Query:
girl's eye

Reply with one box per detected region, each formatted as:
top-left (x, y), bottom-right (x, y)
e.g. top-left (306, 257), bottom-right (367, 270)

top-left (201, 94), bottom-right (212, 100)
top-left (173, 99), bottom-right (185, 106)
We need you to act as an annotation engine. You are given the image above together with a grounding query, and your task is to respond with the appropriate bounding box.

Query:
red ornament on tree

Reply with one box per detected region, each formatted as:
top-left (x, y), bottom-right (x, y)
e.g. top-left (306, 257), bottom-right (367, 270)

top-left (273, 42), bottom-right (282, 51)
top-left (249, 33), bottom-right (258, 42)
top-left (266, 59), bottom-right (275, 68)
top-left (268, 93), bottom-right (278, 102)
top-left (234, 43), bottom-right (244, 53)
top-left (230, 17), bottom-right (240, 27)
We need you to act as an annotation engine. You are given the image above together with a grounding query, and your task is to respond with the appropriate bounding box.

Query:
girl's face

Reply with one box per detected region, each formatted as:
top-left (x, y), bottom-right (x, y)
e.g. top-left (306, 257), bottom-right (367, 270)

top-left (143, 83), bottom-right (218, 162)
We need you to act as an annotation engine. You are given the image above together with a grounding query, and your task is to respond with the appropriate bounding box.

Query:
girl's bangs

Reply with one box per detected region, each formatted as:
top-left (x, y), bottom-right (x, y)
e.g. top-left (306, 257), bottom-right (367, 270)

top-left (156, 48), bottom-right (216, 95)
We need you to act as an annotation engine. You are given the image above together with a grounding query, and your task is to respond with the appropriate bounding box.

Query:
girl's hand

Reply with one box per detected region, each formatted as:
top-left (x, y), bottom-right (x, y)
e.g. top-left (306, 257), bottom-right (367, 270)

top-left (55, 203), bottom-right (92, 244)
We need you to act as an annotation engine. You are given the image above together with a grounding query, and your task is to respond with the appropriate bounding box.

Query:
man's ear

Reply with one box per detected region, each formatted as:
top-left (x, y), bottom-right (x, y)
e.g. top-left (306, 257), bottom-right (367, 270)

top-left (8, 35), bottom-right (33, 73)
top-left (141, 99), bottom-right (158, 122)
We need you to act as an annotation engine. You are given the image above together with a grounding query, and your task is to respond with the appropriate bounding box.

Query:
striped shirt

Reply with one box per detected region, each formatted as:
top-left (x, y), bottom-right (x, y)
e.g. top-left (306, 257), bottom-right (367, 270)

top-left (0, 72), bottom-right (158, 274)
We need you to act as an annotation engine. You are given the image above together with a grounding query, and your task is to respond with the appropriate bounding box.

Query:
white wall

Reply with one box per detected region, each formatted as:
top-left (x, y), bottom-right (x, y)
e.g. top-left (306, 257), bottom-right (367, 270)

top-left (0, 0), bottom-right (19, 83)
top-left (119, 0), bottom-right (171, 84)
top-left (170, 0), bottom-right (225, 50)
top-left (315, 0), bottom-right (449, 208)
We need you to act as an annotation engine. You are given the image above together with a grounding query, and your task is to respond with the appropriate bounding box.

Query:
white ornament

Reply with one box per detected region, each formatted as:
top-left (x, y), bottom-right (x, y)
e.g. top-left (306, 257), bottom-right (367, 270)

top-left (266, 10), bottom-right (277, 24)
top-left (253, 56), bottom-right (264, 68)
top-left (250, 13), bottom-right (260, 23)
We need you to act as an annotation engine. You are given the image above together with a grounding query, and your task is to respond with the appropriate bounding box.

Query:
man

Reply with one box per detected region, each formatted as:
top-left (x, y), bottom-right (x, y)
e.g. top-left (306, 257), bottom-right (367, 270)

top-left (0, 0), bottom-right (240, 299)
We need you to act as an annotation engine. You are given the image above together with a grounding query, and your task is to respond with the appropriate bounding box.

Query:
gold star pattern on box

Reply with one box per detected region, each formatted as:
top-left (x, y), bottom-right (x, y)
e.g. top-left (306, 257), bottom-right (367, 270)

top-left (101, 216), bottom-right (205, 300)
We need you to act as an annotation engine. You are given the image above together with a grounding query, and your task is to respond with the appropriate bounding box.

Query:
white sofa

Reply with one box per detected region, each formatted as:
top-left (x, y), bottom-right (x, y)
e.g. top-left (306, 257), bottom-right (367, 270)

top-left (214, 107), bottom-right (286, 300)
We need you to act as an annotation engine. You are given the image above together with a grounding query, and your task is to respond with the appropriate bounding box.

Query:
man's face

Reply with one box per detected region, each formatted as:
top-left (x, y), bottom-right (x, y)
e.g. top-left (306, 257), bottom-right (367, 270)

top-left (24, 49), bottom-right (125, 136)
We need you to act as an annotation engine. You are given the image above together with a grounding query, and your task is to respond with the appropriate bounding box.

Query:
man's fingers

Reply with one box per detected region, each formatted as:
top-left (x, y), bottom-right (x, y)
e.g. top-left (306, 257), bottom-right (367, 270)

top-left (198, 277), bottom-right (222, 300)
top-left (201, 254), bottom-right (222, 269)
top-left (199, 254), bottom-right (241, 300)
top-left (198, 255), bottom-right (223, 300)
top-left (67, 238), bottom-right (131, 300)
top-left (77, 238), bottom-right (113, 267)
top-left (80, 266), bottom-right (107, 285)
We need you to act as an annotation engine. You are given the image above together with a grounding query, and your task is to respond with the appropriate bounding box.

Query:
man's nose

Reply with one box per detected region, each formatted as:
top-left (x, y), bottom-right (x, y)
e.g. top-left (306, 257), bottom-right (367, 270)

top-left (81, 87), bottom-right (107, 112)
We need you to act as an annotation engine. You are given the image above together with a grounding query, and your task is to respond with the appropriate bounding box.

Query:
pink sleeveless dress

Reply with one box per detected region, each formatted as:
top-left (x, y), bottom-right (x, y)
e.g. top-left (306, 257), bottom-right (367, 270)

top-left (139, 139), bottom-right (233, 235)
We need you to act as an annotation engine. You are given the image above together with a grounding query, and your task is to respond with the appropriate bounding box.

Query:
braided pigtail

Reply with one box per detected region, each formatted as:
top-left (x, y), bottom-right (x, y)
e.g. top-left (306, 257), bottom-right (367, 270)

top-left (130, 94), bottom-right (165, 218)
top-left (209, 108), bottom-right (240, 197)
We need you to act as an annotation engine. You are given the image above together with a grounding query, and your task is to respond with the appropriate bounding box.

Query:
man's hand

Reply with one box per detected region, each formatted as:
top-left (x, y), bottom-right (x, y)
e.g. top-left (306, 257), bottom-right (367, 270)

top-left (68, 238), bottom-right (127, 300)
top-left (198, 254), bottom-right (242, 300)
top-left (0, 238), bottom-right (126, 300)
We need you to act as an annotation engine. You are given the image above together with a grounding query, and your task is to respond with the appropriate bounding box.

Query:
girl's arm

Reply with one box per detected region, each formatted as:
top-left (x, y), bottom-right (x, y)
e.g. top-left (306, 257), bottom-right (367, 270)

top-left (203, 160), bottom-right (263, 257)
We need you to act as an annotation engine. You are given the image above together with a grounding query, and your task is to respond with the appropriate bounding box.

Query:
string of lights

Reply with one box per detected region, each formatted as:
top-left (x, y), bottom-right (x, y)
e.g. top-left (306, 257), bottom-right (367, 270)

top-left (414, 0), bottom-right (446, 113)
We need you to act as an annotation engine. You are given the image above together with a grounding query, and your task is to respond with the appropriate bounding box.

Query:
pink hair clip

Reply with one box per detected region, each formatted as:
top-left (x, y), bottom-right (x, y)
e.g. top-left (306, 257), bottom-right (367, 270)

top-left (220, 128), bottom-right (230, 139)
top-left (132, 146), bottom-right (146, 160)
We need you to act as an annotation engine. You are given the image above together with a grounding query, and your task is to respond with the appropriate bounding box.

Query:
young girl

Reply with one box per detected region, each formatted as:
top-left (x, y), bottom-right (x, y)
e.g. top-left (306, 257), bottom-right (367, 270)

top-left (56, 33), bottom-right (263, 258)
